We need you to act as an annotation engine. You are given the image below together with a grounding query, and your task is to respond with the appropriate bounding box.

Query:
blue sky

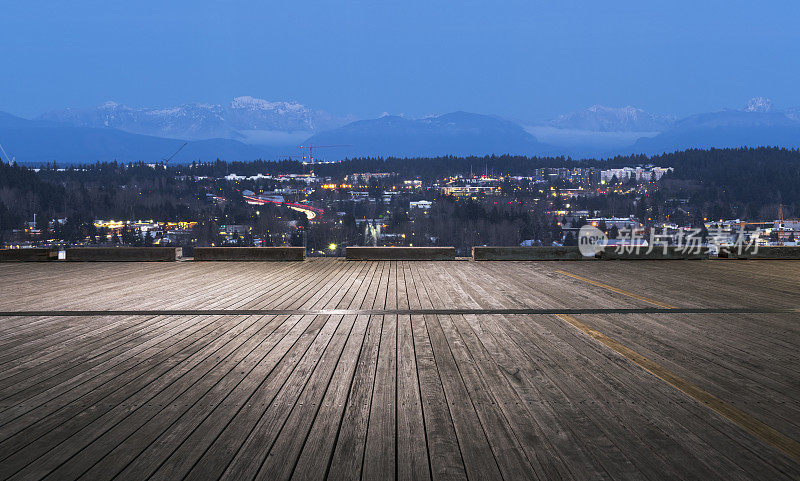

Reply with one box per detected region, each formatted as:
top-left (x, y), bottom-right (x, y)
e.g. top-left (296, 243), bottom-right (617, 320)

top-left (3, 1), bottom-right (799, 121)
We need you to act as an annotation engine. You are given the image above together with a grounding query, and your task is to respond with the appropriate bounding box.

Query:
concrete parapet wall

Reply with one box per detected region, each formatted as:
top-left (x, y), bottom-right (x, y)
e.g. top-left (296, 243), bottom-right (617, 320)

top-left (346, 246), bottom-right (455, 260)
top-left (721, 246), bottom-right (800, 259)
top-left (194, 247), bottom-right (306, 261)
top-left (66, 247), bottom-right (179, 262)
top-left (598, 247), bottom-right (709, 260)
top-left (0, 248), bottom-right (56, 262)
top-left (472, 246), bottom-right (588, 261)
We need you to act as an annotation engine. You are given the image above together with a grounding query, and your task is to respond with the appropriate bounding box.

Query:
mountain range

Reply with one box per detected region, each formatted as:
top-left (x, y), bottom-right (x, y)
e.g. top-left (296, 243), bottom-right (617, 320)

top-left (2, 96), bottom-right (800, 164)
top-left (303, 112), bottom-right (552, 159)
top-left (39, 96), bottom-right (353, 145)
top-left (0, 111), bottom-right (272, 164)
top-left (633, 109), bottom-right (800, 154)
top-left (546, 104), bottom-right (676, 132)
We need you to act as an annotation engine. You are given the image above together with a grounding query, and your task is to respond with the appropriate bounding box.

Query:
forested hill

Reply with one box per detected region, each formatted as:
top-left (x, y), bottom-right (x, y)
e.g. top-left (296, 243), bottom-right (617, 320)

top-left (183, 147), bottom-right (800, 190)
top-left (11, 146), bottom-right (800, 190)
top-left (651, 148), bottom-right (800, 208)
top-left (1, 147), bottom-right (798, 233)
top-left (0, 161), bottom-right (66, 231)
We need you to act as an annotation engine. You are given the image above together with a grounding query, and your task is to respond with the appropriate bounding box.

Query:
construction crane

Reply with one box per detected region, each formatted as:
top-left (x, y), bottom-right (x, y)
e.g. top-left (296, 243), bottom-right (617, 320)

top-left (298, 143), bottom-right (352, 174)
top-left (730, 205), bottom-right (787, 229)
top-left (162, 142), bottom-right (188, 165)
top-left (0, 142), bottom-right (13, 164)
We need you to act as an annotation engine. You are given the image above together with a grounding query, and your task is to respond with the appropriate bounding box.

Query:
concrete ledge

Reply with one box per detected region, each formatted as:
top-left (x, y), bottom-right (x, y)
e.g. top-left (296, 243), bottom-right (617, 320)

top-left (598, 247), bottom-right (709, 260)
top-left (66, 247), bottom-right (179, 262)
top-left (720, 246), bottom-right (800, 260)
top-left (194, 247), bottom-right (305, 261)
top-left (473, 246), bottom-right (589, 261)
top-left (345, 246), bottom-right (455, 260)
top-left (0, 248), bottom-right (56, 262)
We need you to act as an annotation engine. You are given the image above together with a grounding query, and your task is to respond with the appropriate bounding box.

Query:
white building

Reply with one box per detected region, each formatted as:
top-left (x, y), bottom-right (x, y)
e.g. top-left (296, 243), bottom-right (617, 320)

top-left (409, 200), bottom-right (433, 210)
top-left (587, 216), bottom-right (642, 230)
top-left (600, 166), bottom-right (673, 183)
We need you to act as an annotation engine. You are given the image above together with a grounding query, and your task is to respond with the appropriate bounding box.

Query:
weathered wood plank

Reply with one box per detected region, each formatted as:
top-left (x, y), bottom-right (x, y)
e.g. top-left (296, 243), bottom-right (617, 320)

top-left (0, 259), bottom-right (798, 481)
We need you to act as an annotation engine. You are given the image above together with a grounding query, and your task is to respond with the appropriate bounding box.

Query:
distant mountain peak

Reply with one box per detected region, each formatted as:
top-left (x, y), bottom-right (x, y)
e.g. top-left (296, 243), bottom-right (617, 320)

top-left (40, 97), bottom-right (353, 143)
top-left (0, 110), bottom-right (272, 164)
top-left (586, 104), bottom-right (637, 113)
top-left (745, 97), bottom-right (773, 113)
top-left (99, 100), bottom-right (122, 110)
top-left (303, 110), bottom-right (548, 159)
top-left (229, 96), bottom-right (307, 113)
top-left (549, 105), bottom-right (675, 132)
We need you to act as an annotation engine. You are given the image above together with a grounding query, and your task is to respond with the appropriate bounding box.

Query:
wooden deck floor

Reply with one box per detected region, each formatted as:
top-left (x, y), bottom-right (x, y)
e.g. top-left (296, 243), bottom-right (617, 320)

top-left (0, 259), bottom-right (798, 480)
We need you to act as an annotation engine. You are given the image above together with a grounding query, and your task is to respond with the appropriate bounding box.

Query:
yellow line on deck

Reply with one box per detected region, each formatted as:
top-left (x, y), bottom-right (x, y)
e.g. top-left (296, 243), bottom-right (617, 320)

top-left (554, 270), bottom-right (677, 309)
top-left (555, 313), bottom-right (800, 464)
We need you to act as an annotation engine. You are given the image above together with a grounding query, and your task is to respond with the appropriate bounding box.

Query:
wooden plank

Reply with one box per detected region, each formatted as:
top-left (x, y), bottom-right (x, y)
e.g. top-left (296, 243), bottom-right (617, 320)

top-left (422, 311), bottom-right (503, 480)
top-left (416, 264), bottom-right (544, 480)
top-left (534, 313), bottom-right (755, 480)
top-left (0, 314), bottom-right (215, 418)
top-left (0, 315), bottom-right (188, 400)
top-left (410, 314), bottom-right (468, 481)
top-left (478, 265), bottom-right (718, 479)
top-left (583, 313), bottom-right (800, 437)
top-left (252, 266), bottom-right (383, 480)
top-left (325, 315), bottom-right (385, 480)
top-left (361, 314), bottom-right (397, 479)
top-left (478, 262), bottom-right (800, 476)
top-left (0, 259), bottom-right (798, 480)
top-left (435, 314), bottom-right (540, 480)
top-left (287, 264), bottom-right (384, 480)
top-left (421, 264), bottom-right (613, 479)
top-left (0, 258), bottom-right (310, 402)
top-left (361, 263), bottom-right (400, 479)
top-left (47, 314), bottom-right (298, 480)
top-left (395, 263), bottom-right (430, 481)
top-left (254, 314), bottom-right (366, 480)
top-left (542, 313), bottom-right (797, 479)
top-left (434, 262), bottom-right (687, 479)
top-left (130, 264), bottom-right (378, 480)
top-left (289, 313), bottom-right (375, 480)
top-left (325, 263), bottom-right (388, 479)
top-left (133, 314), bottom-right (320, 481)
top-left (1, 314), bottom-right (276, 479)
top-left (210, 314), bottom-right (348, 480)
top-left (0, 316), bottom-right (244, 457)
top-left (406, 263), bottom-right (469, 481)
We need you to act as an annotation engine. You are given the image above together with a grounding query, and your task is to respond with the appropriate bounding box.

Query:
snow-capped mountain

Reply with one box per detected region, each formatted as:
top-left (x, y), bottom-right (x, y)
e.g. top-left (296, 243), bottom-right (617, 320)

top-left (787, 106), bottom-right (800, 121)
top-left (0, 111), bottom-right (274, 164)
top-left (15, 96), bottom-right (800, 162)
top-left (520, 105), bottom-right (674, 156)
top-left (744, 96), bottom-right (773, 113)
top-left (39, 97), bottom-right (354, 145)
top-left (632, 98), bottom-right (800, 154)
top-left (547, 105), bottom-right (676, 132)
